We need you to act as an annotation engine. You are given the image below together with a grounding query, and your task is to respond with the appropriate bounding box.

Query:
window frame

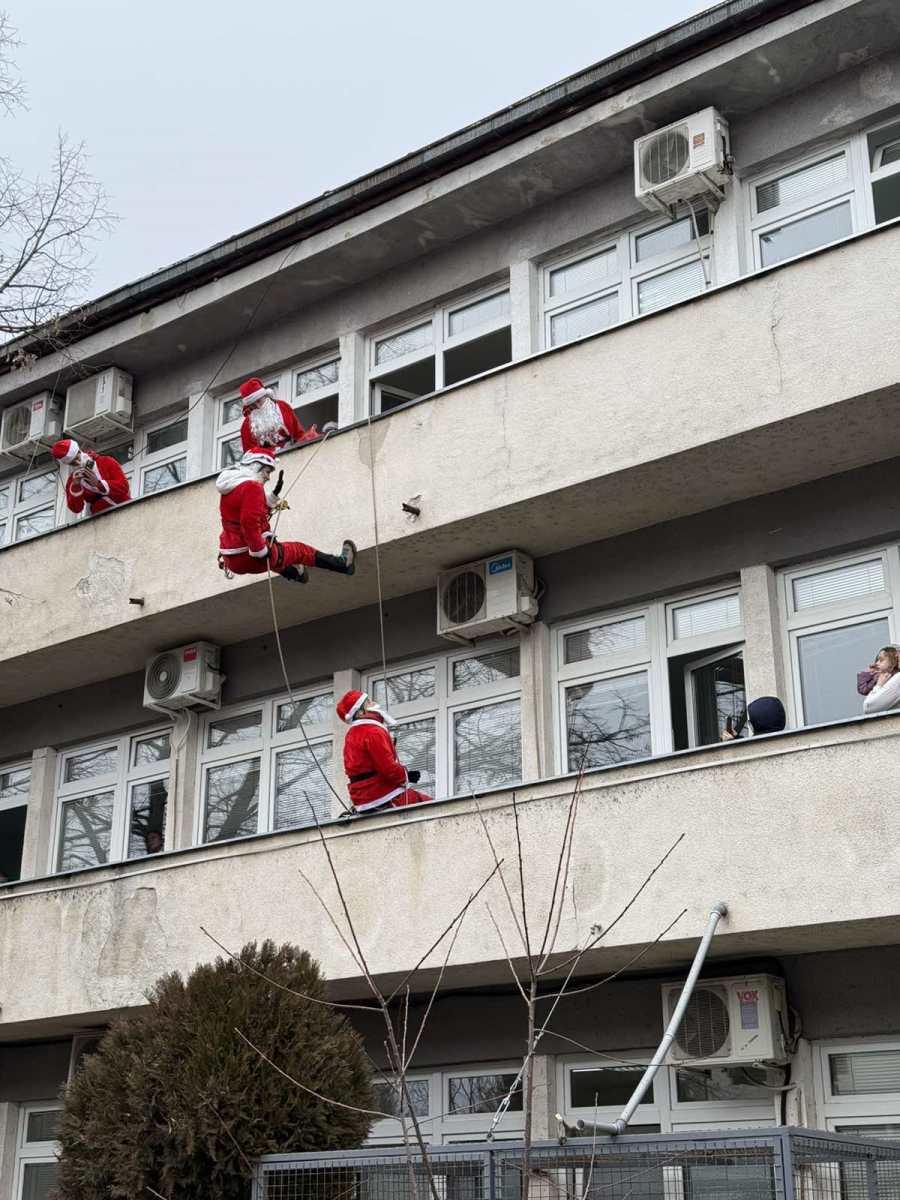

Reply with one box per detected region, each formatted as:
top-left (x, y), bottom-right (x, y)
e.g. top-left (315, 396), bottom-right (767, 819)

top-left (14, 1101), bottom-right (62, 1200)
top-left (52, 727), bottom-right (172, 873)
top-left (0, 760), bottom-right (30, 812)
top-left (0, 462), bottom-right (63, 545)
top-left (196, 684), bottom-right (335, 844)
top-left (135, 410), bottom-right (190, 497)
top-left (290, 351), bottom-right (341, 431)
top-left (815, 1037), bottom-right (900, 1132)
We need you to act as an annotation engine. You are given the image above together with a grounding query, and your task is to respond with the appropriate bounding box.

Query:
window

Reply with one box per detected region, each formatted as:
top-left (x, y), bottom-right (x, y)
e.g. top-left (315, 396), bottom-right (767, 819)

top-left (0, 762), bottom-right (29, 882)
top-left (365, 644), bottom-right (521, 800)
top-left (54, 730), bottom-right (170, 871)
top-left (15, 1103), bottom-right (61, 1200)
top-left (868, 121), bottom-right (900, 226)
top-left (542, 209), bottom-right (711, 348)
top-left (0, 467), bottom-right (61, 544)
top-left (368, 285), bottom-right (512, 413)
top-left (781, 548), bottom-right (897, 726)
top-left (750, 147), bottom-right (856, 269)
top-left (293, 355), bottom-right (339, 432)
top-left (555, 586), bottom-right (744, 770)
top-left (199, 687), bottom-right (334, 843)
top-left (818, 1040), bottom-right (900, 1143)
top-left (137, 413), bottom-right (189, 496)
top-left (368, 1064), bottom-right (525, 1145)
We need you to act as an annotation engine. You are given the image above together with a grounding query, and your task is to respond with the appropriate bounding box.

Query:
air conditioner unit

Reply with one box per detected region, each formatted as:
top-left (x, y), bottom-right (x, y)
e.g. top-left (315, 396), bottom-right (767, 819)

top-left (64, 368), bottom-right (133, 443)
top-left (0, 392), bottom-right (64, 464)
top-left (662, 973), bottom-right (789, 1067)
top-left (437, 550), bottom-right (538, 642)
top-left (143, 641), bottom-right (224, 711)
top-left (635, 107), bottom-right (731, 214)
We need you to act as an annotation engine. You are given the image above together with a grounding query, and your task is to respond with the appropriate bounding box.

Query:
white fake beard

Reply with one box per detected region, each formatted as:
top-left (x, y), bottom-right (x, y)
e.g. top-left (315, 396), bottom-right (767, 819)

top-left (367, 703), bottom-right (398, 729)
top-left (248, 397), bottom-right (285, 445)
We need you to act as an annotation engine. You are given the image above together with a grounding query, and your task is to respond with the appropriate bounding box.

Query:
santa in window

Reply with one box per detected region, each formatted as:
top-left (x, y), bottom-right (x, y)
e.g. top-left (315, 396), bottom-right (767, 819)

top-left (52, 439), bottom-right (131, 515)
top-left (238, 377), bottom-right (333, 453)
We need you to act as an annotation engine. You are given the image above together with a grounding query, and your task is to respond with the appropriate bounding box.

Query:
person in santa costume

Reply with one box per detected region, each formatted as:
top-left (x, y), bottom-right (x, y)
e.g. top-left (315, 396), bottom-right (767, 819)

top-left (52, 438), bottom-right (131, 515)
top-left (216, 446), bottom-right (356, 584)
top-left (238, 376), bottom-right (333, 453)
top-left (337, 690), bottom-right (432, 815)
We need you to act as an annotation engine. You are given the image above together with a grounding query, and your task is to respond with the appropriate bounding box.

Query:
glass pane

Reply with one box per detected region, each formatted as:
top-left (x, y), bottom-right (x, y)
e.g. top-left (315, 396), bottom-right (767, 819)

top-left (64, 745), bottom-right (117, 783)
top-left (18, 470), bottom-right (55, 505)
top-left (676, 1065), bottom-right (773, 1102)
top-left (831, 1050), bottom-right (900, 1096)
top-left (371, 667), bottom-right (435, 707)
top-left (873, 173), bottom-right (900, 226)
top-left (453, 698), bottom-right (521, 794)
top-left (133, 732), bottom-right (170, 766)
top-left (276, 692), bottom-right (334, 733)
top-left (635, 211), bottom-right (709, 261)
top-left (375, 322), bottom-right (432, 365)
top-left (452, 647), bottom-right (520, 691)
top-left (549, 248), bottom-right (617, 299)
top-left (273, 743), bottom-right (333, 829)
top-left (204, 758), bottom-right (260, 842)
top-left (14, 506), bottom-right (55, 541)
top-left (146, 417), bottom-right (188, 454)
top-left (58, 792), bottom-right (114, 870)
top-left (835, 1124), bottom-right (900, 1143)
top-left (448, 291), bottom-right (510, 337)
top-left (142, 457), bottom-right (187, 494)
top-left (394, 718), bottom-right (436, 794)
top-left (220, 435), bottom-right (242, 467)
top-left (128, 779), bottom-right (168, 857)
top-left (691, 652), bottom-right (746, 746)
top-left (25, 1108), bottom-right (61, 1142)
top-left (793, 558), bottom-right (885, 611)
top-left (684, 1165), bottom-right (772, 1200)
top-left (566, 673), bottom-right (651, 769)
top-left (0, 520), bottom-right (6, 543)
top-left (296, 359), bottom-right (339, 396)
top-left (373, 1078), bottom-right (430, 1118)
top-left (208, 710), bottom-right (262, 748)
top-left (759, 202), bottom-right (852, 267)
top-left (222, 396), bottom-right (243, 424)
top-left (0, 765), bottom-right (30, 804)
top-left (565, 617), bottom-right (647, 664)
top-left (449, 1072), bottom-right (521, 1115)
top-left (637, 259), bottom-right (706, 315)
top-left (756, 153), bottom-right (848, 213)
top-left (21, 1163), bottom-right (59, 1200)
top-left (672, 593), bottom-right (741, 640)
top-left (0, 486), bottom-right (9, 514)
top-left (570, 1066), bottom-right (645, 1108)
top-left (798, 617), bottom-right (890, 725)
top-left (550, 293), bottom-right (618, 346)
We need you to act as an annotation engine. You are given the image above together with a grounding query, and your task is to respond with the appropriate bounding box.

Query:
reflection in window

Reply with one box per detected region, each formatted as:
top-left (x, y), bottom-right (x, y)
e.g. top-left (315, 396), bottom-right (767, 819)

top-left (58, 793), bottom-right (114, 870)
top-left (452, 648), bottom-right (519, 691)
top-left (208, 711), bottom-right (262, 748)
top-left (276, 693), bottom-right (333, 733)
top-left (373, 1078), bottom-right (430, 1119)
top-left (146, 417), bottom-right (188, 454)
top-left (133, 732), bottom-right (170, 767)
top-left (453, 699), bottom-right (521, 794)
top-left (372, 668), bottom-right (436, 706)
top-left (676, 1065), bottom-right (773, 1102)
top-left (448, 1072), bottom-right (521, 1115)
top-left (565, 673), bottom-right (651, 769)
top-left (18, 471), bottom-right (56, 505)
top-left (376, 322), bottom-right (432, 365)
top-left (273, 744), bottom-right (333, 829)
top-left (142, 457), bottom-right (187, 495)
top-left (204, 758), bottom-right (260, 842)
top-left (14, 507), bottom-right (55, 541)
top-left (570, 1066), bottom-right (645, 1108)
top-left (798, 617), bottom-right (889, 725)
top-left (565, 617), bottom-right (646, 665)
top-left (65, 746), bottom-right (117, 783)
top-left (128, 779), bottom-right (168, 857)
top-left (395, 719), bottom-right (437, 794)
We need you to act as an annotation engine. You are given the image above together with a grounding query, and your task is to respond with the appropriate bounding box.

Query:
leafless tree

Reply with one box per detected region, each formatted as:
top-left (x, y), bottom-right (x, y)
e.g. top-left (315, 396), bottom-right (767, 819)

top-left (0, 12), bottom-right (113, 355)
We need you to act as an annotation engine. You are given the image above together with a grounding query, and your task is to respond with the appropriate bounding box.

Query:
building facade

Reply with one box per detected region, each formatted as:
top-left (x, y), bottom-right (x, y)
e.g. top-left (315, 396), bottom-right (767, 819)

top-left (3, 0), bottom-right (900, 1194)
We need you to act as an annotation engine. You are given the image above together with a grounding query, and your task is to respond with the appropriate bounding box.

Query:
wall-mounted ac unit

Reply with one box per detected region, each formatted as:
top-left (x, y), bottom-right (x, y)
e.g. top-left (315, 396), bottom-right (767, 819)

top-left (634, 108), bottom-right (731, 214)
top-left (143, 641), bottom-right (224, 711)
top-left (662, 973), bottom-right (788, 1067)
top-left (437, 550), bottom-right (538, 642)
top-left (0, 392), bottom-right (64, 465)
top-left (65, 368), bottom-right (133, 443)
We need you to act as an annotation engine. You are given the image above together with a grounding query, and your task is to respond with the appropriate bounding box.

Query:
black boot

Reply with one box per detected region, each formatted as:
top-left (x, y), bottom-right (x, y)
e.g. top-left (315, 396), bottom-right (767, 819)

top-left (314, 540), bottom-right (357, 576)
top-left (280, 565), bottom-right (308, 584)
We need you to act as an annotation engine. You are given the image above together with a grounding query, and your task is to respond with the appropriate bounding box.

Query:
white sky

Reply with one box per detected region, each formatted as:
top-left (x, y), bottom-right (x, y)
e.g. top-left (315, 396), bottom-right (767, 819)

top-left (5, 0), bottom-right (713, 299)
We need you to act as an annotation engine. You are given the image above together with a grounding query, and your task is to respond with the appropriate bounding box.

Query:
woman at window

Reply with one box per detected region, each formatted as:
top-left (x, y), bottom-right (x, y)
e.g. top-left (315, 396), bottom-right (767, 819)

top-left (861, 646), bottom-right (900, 714)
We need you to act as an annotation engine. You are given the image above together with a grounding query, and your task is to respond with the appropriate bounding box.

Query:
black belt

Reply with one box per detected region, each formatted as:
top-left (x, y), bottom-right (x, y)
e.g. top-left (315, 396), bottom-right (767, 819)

top-left (349, 771), bottom-right (376, 783)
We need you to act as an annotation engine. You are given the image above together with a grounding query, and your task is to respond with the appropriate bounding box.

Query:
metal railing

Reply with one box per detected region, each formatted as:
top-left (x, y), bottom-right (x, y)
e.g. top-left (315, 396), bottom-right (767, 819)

top-left (254, 1129), bottom-right (900, 1200)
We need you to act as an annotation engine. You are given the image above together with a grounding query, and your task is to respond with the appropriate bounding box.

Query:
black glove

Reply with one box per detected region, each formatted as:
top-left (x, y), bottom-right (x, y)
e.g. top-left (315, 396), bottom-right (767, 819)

top-left (272, 469), bottom-right (284, 497)
top-left (407, 769), bottom-right (421, 784)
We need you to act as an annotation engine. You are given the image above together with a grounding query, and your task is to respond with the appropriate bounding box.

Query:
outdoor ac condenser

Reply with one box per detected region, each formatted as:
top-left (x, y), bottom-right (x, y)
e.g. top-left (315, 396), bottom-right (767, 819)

top-left (0, 392), bottom-right (64, 464)
top-left (662, 973), bottom-right (789, 1067)
top-left (436, 550), bottom-right (538, 643)
top-left (143, 641), bottom-right (224, 711)
top-left (634, 107), bottom-right (731, 214)
top-left (64, 367), bottom-right (133, 443)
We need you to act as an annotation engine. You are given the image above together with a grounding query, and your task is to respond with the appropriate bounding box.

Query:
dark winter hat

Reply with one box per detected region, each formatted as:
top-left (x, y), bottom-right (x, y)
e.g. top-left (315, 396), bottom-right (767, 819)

top-left (747, 696), bottom-right (786, 734)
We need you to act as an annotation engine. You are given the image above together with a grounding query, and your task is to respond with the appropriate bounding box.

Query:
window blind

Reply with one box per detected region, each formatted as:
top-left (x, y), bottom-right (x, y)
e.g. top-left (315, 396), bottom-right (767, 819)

top-left (792, 559), bottom-right (885, 611)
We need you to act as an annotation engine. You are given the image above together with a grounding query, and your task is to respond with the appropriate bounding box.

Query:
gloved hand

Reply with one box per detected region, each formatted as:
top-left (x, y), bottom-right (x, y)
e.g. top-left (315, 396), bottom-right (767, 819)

top-left (272, 469), bottom-right (284, 497)
top-left (407, 769), bottom-right (421, 784)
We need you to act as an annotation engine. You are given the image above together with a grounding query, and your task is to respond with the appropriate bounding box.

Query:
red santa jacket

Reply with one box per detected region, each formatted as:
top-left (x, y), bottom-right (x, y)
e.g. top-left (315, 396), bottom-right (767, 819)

top-left (343, 717), bottom-right (408, 811)
top-left (240, 399), bottom-right (313, 452)
top-left (65, 455), bottom-right (131, 515)
top-left (216, 464), bottom-right (272, 559)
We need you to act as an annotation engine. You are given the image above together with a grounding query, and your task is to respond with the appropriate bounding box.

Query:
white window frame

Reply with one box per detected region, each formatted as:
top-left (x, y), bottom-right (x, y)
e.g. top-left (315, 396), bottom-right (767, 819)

top-left (51, 727), bottom-right (172, 873)
top-left (367, 281), bottom-right (511, 414)
top-left (553, 585), bottom-right (744, 773)
top-left (14, 1102), bottom-right (61, 1200)
top-left (134, 410), bottom-right (190, 497)
top-left (815, 1037), bottom-right (900, 1133)
top-left (540, 209), bottom-right (713, 350)
top-left (368, 1062), bottom-right (525, 1146)
top-left (196, 685), bottom-right (335, 844)
top-left (0, 760), bottom-right (30, 812)
top-left (363, 639), bottom-right (523, 801)
top-left (0, 462), bottom-right (64, 545)
top-left (291, 351), bottom-right (340, 431)
top-left (778, 545), bottom-right (900, 727)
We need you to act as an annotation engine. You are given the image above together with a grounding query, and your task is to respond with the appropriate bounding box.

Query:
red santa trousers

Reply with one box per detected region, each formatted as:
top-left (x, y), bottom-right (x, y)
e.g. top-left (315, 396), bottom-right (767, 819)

top-left (223, 539), bottom-right (317, 577)
top-left (352, 788), bottom-right (432, 815)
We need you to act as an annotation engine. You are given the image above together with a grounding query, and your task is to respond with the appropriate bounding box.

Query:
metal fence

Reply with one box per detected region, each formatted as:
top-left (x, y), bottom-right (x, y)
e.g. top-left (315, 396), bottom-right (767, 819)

top-left (254, 1130), bottom-right (900, 1200)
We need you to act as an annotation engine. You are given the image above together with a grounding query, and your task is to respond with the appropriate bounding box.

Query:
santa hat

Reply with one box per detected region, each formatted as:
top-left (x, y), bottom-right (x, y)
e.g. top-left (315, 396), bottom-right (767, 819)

top-left (239, 377), bottom-right (275, 410)
top-left (337, 690), bottom-right (368, 724)
top-left (52, 438), bottom-right (82, 464)
top-left (241, 447), bottom-right (277, 470)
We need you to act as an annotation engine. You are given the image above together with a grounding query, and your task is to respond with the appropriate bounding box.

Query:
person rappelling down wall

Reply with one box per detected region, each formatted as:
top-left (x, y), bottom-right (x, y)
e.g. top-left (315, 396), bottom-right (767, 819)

top-left (216, 447), bottom-right (356, 584)
top-left (52, 438), bottom-right (131, 515)
top-left (238, 376), bottom-right (333, 452)
top-left (337, 690), bottom-right (433, 815)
